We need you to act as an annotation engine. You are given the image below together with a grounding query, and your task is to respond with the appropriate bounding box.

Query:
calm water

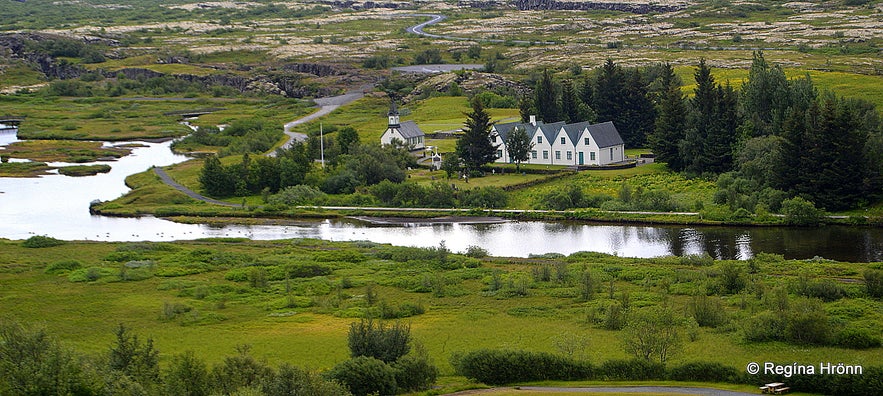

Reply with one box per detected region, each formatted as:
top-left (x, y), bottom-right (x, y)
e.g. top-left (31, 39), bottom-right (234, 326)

top-left (1, 128), bottom-right (881, 261)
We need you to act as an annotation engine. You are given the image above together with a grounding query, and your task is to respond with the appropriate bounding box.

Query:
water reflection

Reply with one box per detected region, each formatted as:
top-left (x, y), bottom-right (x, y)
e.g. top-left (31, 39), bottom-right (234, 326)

top-left (0, 128), bottom-right (881, 262)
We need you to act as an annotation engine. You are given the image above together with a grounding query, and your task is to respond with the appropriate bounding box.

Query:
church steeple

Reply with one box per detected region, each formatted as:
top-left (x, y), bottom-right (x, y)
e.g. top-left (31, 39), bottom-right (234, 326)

top-left (387, 98), bottom-right (400, 128)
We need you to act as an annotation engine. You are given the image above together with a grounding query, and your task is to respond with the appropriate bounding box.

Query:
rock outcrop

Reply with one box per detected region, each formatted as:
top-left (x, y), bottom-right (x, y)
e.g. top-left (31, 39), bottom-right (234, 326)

top-left (459, 0), bottom-right (685, 14)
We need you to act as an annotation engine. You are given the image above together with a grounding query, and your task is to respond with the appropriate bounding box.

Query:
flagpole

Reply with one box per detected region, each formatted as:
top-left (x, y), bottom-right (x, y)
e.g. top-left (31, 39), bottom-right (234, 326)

top-left (320, 123), bottom-right (325, 169)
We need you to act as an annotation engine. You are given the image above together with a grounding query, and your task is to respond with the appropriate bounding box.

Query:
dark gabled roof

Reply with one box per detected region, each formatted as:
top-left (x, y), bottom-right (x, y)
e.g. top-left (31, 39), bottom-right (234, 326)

top-left (587, 121), bottom-right (624, 148)
top-left (395, 120), bottom-right (424, 138)
top-left (493, 121), bottom-right (520, 142)
top-left (536, 121), bottom-right (565, 143)
top-left (561, 121), bottom-right (593, 144)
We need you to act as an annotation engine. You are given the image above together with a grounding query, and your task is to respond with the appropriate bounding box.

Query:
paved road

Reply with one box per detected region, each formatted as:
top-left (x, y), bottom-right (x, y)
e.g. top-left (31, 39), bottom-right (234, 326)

top-left (153, 167), bottom-right (242, 208)
top-left (276, 85), bottom-right (371, 154)
top-left (518, 386), bottom-right (757, 396)
top-left (403, 13), bottom-right (555, 45)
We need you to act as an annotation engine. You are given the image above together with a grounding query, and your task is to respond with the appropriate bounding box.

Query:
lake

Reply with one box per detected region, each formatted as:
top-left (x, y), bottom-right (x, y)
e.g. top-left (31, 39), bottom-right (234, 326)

top-left (1, 128), bottom-right (881, 261)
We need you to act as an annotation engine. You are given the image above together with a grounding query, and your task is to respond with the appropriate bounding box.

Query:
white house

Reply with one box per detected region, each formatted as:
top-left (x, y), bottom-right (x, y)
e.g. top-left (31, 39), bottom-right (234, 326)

top-left (380, 100), bottom-right (425, 150)
top-left (491, 116), bottom-right (625, 166)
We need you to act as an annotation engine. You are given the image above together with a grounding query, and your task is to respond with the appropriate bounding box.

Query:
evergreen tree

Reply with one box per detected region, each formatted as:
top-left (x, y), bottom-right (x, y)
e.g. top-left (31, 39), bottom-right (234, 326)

top-left (518, 93), bottom-right (536, 123)
top-left (199, 155), bottom-right (235, 197)
top-left (739, 51), bottom-right (791, 138)
top-left (505, 125), bottom-right (534, 172)
top-left (681, 59), bottom-right (739, 175)
top-left (619, 68), bottom-right (656, 147)
top-left (456, 99), bottom-right (499, 174)
top-left (534, 69), bottom-right (561, 122)
top-left (650, 63), bottom-right (687, 171)
top-left (561, 80), bottom-right (595, 124)
top-left (593, 59), bottom-right (625, 128)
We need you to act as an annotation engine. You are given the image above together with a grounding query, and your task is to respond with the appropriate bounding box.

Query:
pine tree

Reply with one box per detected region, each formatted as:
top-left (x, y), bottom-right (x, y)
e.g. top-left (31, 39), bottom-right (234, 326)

top-left (535, 69), bottom-right (561, 123)
top-left (681, 59), bottom-right (739, 175)
top-left (620, 68), bottom-right (656, 147)
top-left (649, 63), bottom-right (687, 171)
top-left (593, 59), bottom-right (625, 127)
top-left (561, 80), bottom-right (595, 124)
top-left (199, 155), bottom-right (235, 197)
top-left (739, 51), bottom-right (791, 137)
top-left (456, 99), bottom-right (499, 174)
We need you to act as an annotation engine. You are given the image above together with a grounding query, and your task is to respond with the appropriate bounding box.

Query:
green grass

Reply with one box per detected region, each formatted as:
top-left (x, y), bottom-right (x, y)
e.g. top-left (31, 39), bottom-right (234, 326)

top-left (0, 238), bottom-right (880, 379)
top-left (3, 140), bottom-right (133, 162)
top-left (0, 161), bottom-right (53, 177)
top-left (57, 164), bottom-right (111, 176)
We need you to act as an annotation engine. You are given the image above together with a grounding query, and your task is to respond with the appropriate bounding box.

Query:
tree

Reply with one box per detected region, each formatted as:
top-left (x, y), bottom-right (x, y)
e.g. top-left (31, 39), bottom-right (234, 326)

top-left (109, 324), bottom-right (160, 389)
top-left (593, 59), bottom-right (625, 127)
top-left (680, 59), bottom-right (739, 175)
top-left (164, 351), bottom-right (210, 396)
top-left (621, 307), bottom-right (684, 364)
top-left (534, 69), bottom-right (561, 123)
top-left (326, 356), bottom-right (397, 396)
top-left (262, 363), bottom-right (349, 396)
top-left (348, 319), bottom-right (411, 364)
top-left (441, 152), bottom-right (461, 178)
top-left (649, 63), bottom-right (687, 171)
top-left (0, 322), bottom-right (95, 396)
top-left (211, 345), bottom-right (273, 395)
top-left (199, 155), bottom-right (235, 197)
top-left (619, 68), bottom-right (656, 147)
top-left (336, 126), bottom-right (360, 155)
top-left (739, 51), bottom-right (791, 138)
top-left (561, 79), bottom-right (595, 124)
top-left (456, 99), bottom-right (498, 174)
top-left (505, 126), bottom-right (533, 172)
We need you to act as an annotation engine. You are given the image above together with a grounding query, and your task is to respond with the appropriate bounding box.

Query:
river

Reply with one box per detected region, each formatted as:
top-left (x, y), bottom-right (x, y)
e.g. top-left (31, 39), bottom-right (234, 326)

top-left (1, 128), bottom-right (881, 262)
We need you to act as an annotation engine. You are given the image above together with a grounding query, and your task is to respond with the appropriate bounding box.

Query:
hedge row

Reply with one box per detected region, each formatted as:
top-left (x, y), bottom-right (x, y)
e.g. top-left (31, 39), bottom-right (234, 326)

top-left (451, 350), bottom-right (883, 395)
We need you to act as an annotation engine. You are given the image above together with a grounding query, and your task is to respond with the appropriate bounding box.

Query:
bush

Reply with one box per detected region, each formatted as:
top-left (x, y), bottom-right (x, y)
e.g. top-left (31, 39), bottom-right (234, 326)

top-left (393, 354), bottom-right (438, 392)
top-left (459, 186), bottom-right (508, 208)
top-left (262, 363), bottom-right (349, 396)
top-left (864, 269), bottom-right (883, 299)
top-left (834, 326), bottom-right (882, 349)
top-left (743, 310), bottom-right (787, 342)
top-left (688, 295), bottom-right (728, 328)
top-left (781, 197), bottom-right (823, 226)
top-left (452, 349), bottom-right (593, 385)
top-left (463, 245), bottom-right (489, 258)
top-left (21, 235), bottom-right (65, 248)
top-left (45, 260), bottom-right (82, 274)
top-left (599, 359), bottom-right (665, 381)
top-left (347, 319), bottom-right (410, 363)
top-left (268, 185), bottom-right (326, 206)
top-left (325, 356), bottom-right (397, 396)
top-left (668, 361), bottom-right (740, 383)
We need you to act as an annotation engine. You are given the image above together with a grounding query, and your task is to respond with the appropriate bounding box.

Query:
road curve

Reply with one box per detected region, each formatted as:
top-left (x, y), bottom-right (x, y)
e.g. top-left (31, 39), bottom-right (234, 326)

top-left (403, 13), bottom-right (556, 45)
top-left (153, 167), bottom-right (242, 208)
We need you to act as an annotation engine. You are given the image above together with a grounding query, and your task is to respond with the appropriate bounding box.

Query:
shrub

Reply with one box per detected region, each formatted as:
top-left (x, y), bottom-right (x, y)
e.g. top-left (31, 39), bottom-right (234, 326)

top-left (864, 269), bottom-right (883, 299)
top-left (325, 356), bottom-right (397, 396)
top-left (781, 197), bottom-right (823, 226)
top-left (834, 326), bottom-right (882, 349)
top-left (21, 235), bottom-right (65, 248)
top-left (743, 310), bottom-right (787, 342)
top-left (347, 319), bottom-right (410, 363)
top-left (599, 359), bottom-right (665, 381)
top-left (393, 353), bottom-right (438, 392)
top-left (463, 245), bottom-right (489, 258)
top-left (452, 349), bottom-right (593, 385)
top-left (459, 186), bottom-right (508, 208)
top-left (262, 363), bottom-right (349, 396)
top-left (688, 295), bottom-right (728, 328)
top-left (45, 260), bottom-right (82, 274)
top-left (668, 361), bottom-right (740, 383)
top-left (785, 298), bottom-right (831, 345)
top-left (268, 185), bottom-right (326, 206)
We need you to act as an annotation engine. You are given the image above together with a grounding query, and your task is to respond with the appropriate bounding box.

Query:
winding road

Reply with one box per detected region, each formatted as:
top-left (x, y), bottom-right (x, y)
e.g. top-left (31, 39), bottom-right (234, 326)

top-left (404, 14), bottom-right (556, 45)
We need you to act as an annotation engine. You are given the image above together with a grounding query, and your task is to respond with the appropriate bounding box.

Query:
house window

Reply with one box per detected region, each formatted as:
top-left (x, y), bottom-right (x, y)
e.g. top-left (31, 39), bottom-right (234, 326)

top-left (492, 135), bottom-right (497, 142)
top-left (567, 151), bottom-right (572, 160)
top-left (584, 137), bottom-right (590, 145)
top-left (610, 148), bottom-right (614, 158)
top-left (560, 137), bottom-right (566, 144)
top-left (555, 151), bottom-right (561, 160)
top-left (543, 150), bottom-right (548, 159)
top-left (531, 150), bottom-right (537, 159)
top-left (496, 150), bottom-right (503, 158)
top-left (537, 136), bottom-right (543, 144)
top-left (590, 152), bottom-right (596, 161)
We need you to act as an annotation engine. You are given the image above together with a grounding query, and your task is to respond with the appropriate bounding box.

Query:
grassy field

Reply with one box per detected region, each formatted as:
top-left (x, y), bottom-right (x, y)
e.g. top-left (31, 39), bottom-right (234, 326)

top-left (2, 139), bottom-right (133, 162)
top-left (0, 237), bottom-right (880, 383)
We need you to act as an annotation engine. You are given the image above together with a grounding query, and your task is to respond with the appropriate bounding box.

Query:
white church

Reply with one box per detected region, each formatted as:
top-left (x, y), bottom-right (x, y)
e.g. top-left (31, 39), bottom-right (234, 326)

top-left (379, 100), bottom-right (425, 150)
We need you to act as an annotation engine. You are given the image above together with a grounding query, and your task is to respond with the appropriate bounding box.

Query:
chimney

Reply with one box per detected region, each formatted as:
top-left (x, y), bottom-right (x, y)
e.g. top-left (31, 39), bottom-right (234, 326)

top-left (529, 115), bottom-right (536, 126)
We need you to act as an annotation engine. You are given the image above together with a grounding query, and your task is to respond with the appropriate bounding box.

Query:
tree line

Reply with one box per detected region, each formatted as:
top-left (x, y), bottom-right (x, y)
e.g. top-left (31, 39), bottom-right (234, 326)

top-left (0, 319), bottom-right (436, 396)
top-left (523, 53), bottom-right (883, 212)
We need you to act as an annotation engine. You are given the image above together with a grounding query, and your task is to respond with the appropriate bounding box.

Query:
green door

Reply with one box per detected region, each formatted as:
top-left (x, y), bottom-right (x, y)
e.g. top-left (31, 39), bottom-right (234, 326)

top-left (578, 152), bottom-right (584, 165)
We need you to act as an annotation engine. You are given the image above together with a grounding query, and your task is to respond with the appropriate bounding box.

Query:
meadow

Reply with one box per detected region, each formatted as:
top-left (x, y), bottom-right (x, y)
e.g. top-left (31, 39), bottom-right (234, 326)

top-left (1, 237), bottom-right (881, 389)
